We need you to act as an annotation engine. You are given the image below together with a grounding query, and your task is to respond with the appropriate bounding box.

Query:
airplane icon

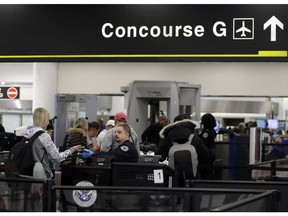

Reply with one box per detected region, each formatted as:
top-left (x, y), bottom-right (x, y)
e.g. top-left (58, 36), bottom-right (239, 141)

top-left (236, 21), bottom-right (251, 37)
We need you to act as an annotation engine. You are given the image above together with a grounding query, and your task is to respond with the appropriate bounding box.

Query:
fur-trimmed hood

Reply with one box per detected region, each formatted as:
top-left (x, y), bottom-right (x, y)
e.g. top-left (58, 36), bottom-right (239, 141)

top-left (159, 119), bottom-right (198, 144)
top-left (67, 127), bottom-right (86, 136)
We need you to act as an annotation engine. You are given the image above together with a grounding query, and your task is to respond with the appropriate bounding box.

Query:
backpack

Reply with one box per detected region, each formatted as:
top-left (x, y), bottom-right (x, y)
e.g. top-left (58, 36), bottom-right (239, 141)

top-left (5, 130), bottom-right (45, 176)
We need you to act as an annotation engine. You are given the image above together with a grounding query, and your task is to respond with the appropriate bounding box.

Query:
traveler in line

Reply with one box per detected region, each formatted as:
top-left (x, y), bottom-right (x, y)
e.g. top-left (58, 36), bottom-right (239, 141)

top-left (61, 117), bottom-right (89, 164)
top-left (87, 121), bottom-right (100, 151)
top-left (141, 115), bottom-right (169, 151)
top-left (24, 107), bottom-right (83, 179)
top-left (100, 112), bottom-right (140, 154)
top-left (95, 119), bottom-right (115, 152)
top-left (198, 113), bottom-right (217, 179)
top-left (156, 114), bottom-right (211, 179)
top-left (97, 117), bottom-right (106, 134)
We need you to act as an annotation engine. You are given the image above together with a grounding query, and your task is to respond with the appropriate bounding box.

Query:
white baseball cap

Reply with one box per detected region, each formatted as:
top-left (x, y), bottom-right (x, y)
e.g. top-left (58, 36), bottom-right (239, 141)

top-left (106, 120), bottom-right (115, 127)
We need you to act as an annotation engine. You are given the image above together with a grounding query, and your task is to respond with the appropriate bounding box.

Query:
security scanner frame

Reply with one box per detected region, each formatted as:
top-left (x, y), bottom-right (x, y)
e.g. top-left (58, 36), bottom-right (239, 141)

top-left (121, 80), bottom-right (201, 138)
top-left (54, 94), bottom-right (98, 147)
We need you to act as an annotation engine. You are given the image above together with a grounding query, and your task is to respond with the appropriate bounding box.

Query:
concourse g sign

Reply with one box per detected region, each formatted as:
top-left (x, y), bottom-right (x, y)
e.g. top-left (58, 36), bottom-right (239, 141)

top-left (0, 4), bottom-right (287, 62)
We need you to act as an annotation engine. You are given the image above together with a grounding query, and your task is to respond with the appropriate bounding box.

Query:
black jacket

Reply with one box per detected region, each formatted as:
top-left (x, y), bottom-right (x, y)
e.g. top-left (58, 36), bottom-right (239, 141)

top-left (96, 139), bottom-right (139, 162)
top-left (141, 122), bottom-right (162, 145)
top-left (113, 140), bottom-right (139, 162)
top-left (156, 119), bottom-right (210, 166)
top-left (199, 129), bottom-right (217, 149)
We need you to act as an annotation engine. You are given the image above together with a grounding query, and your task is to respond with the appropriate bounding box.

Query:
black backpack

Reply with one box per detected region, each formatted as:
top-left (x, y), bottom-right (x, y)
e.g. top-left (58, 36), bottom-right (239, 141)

top-left (5, 130), bottom-right (45, 176)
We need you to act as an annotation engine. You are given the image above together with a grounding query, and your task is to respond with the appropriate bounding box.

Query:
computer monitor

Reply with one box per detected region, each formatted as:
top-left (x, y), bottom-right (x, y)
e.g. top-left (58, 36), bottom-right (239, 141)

top-left (214, 120), bottom-right (221, 132)
top-left (278, 120), bottom-right (286, 131)
top-left (256, 119), bottom-right (266, 128)
top-left (267, 119), bottom-right (279, 129)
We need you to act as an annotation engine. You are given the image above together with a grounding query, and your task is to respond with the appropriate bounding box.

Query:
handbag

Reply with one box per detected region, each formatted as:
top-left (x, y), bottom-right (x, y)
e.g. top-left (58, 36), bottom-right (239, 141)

top-left (33, 151), bottom-right (47, 180)
top-left (33, 162), bottom-right (47, 180)
top-left (30, 153), bottom-right (47, 197)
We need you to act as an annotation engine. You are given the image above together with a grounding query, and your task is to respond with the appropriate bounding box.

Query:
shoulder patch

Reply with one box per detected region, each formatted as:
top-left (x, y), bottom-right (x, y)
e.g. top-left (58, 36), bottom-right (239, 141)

top-left (120, 145), bottom-right (129, 152)
top-left (203, 132), bottom-right (209, 138)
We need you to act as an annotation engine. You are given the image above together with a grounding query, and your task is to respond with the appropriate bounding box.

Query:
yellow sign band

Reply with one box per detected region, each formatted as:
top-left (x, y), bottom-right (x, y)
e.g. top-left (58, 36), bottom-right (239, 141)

top-left (0, 50), bottom-right (286, 58)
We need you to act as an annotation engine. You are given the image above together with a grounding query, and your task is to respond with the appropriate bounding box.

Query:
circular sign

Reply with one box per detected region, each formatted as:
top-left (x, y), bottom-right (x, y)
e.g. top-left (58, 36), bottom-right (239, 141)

top-left (7, 87), bottom-right (18, 99)
top-left (72, 181), bottom-right (97, 208)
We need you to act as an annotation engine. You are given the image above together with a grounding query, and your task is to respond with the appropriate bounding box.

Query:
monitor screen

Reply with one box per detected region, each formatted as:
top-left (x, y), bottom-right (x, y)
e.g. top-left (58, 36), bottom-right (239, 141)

top-left (278, 120), bottom-right (286, 130)
top-left (267, 119), bottom-right (279, 129)
top-left (256, 119), bottom-right (266, 128)
top-left (214, 120), bottom-right (221, 132)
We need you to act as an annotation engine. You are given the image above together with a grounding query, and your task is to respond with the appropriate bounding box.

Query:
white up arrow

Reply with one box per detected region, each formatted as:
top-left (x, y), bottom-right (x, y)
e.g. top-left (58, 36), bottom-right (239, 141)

top-left (263, 15), bottom-right (284, 42)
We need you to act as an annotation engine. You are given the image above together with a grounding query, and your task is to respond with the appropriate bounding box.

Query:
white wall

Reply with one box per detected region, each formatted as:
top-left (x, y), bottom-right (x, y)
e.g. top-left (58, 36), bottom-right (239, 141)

top-left (0, 63), bottom-right (33, 83)
top-left (1, 62), bottom-right (287, 98)
top-left (57, 62), bottom-right (288, 96)
top-left (0, 63), bottom-right (33, 100)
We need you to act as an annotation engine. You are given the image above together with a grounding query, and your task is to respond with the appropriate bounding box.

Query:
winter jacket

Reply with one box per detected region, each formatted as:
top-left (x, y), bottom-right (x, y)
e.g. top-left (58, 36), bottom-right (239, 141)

top-left (66, 128), bottom-right (87, 148)
top-left (199, 128), bottom-right (217, 162)
top-left (156, 119), bottom-right (211, 176)
top-left (141, 122), bottom-right (162, 145)
top-left (60, 127), bottom-right (87, 165)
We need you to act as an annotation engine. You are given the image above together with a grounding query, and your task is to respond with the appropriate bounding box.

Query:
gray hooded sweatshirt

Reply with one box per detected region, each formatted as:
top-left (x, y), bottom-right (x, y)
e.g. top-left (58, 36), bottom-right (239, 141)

top-left (24, 126), bottom-right (75, 179)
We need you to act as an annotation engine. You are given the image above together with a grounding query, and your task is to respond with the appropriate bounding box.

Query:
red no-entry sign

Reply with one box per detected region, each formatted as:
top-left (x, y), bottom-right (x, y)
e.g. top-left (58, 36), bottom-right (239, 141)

top-left (7, 87), bottom-right (18, 99)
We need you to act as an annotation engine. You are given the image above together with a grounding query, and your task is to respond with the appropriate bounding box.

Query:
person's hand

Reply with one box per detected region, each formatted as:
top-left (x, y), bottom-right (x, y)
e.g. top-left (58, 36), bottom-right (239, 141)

top-left (87, 143), bottom-right (93, 149)
top-left (73, 145), bottom-right (84, 152)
